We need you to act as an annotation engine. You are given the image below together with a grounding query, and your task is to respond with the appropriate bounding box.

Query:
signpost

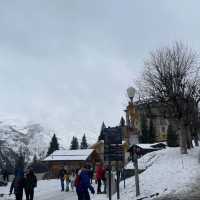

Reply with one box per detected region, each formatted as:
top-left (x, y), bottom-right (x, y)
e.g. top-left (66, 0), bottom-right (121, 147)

top-left (103, 127), bottom-right (123, 200)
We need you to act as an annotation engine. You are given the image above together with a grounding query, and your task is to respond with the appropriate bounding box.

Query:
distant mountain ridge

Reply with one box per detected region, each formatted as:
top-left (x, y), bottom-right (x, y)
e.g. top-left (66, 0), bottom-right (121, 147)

top-left (0, 119), bottom-right (52, 170)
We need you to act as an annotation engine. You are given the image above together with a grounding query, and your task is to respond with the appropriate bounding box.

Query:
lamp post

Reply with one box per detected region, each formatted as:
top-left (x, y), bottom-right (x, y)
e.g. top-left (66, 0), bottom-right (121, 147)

top-left (127, 87), bottom-right (136, 102)
top-left (127, 87), bottom-right (140, 197)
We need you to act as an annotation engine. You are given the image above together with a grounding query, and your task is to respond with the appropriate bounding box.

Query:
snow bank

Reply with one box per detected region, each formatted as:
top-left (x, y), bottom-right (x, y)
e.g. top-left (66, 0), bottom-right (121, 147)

top-left (120, 147), bottom-right (200, 200)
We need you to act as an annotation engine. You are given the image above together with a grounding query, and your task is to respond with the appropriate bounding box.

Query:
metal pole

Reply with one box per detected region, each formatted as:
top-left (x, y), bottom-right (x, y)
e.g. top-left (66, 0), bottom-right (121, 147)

top-left (123, 167), bottom-right (126, 189)
top-left (134, 152), bottom-right (140, 196)
top-left (116, 166), bottom-right (120, 199)
top-left (108, 159), bottom-right (112, 200)
top-left (123, 155), bottom-right (126, 189)
top-left (108, 144), bottom-right (112, 200)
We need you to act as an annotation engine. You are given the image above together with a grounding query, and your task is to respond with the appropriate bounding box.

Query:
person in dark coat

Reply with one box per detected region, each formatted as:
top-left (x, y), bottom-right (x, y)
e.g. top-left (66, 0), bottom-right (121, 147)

top-left (2, 169), bottom-right (9, 182)
top-left (58, 166), bottom-right (67, 192)
top-left (9, 169), bottom-right (25, 200)
top-left (24, 168), bottom-right (37, 200)
top-left (75, 165), bottom-right (95, 200)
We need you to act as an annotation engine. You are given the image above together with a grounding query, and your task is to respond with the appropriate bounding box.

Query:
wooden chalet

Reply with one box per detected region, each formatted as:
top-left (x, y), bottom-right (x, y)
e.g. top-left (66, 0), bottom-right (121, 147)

top-left (43, 149), bottom-right (101, 177)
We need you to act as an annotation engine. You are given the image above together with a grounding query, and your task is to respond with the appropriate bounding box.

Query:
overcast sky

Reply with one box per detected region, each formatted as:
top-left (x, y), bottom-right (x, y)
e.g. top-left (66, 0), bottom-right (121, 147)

top-left (0, 0), bottom-right (199, 146)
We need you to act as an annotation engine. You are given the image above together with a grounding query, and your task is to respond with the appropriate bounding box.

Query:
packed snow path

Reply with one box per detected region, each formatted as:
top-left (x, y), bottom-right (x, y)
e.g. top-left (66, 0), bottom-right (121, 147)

top-left (1, 147), bottom-right (200, 200)
top-left (0, 179), bottom-right (107, 200)
top-left (153, 176), bottom-right (200, 200)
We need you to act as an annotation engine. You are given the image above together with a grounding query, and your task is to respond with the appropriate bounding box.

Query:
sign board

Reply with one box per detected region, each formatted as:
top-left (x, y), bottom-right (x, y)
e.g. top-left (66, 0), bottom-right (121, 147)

top-left (103, 127), bottom-right (123, 162)
top-left (104, 154), bottom-right (124, 161)
top-left (104, 127), bottom-right (122, 145)
top-left (104, 144), bottom-right (124, 161)
top-left (104, 145), bottom-right (123, 154)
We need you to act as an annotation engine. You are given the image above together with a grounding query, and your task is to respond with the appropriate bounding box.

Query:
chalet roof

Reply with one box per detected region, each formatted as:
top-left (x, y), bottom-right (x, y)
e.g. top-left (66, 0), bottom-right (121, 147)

top-left (129, 142), bottom-right (166, 151)
top-left (136, 144), bottom-right (156, 150)
top-left (44, 149), bottom-right (94, 161)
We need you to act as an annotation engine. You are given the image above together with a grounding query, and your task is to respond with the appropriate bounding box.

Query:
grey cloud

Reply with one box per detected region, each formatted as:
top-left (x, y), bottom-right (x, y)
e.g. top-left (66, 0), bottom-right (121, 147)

top-left (0, 0), bottom-right (199, 146)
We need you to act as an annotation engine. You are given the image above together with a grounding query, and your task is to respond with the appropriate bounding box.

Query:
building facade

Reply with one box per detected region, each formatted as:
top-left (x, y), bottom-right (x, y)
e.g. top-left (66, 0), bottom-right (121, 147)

top-left (135, 99), bottom-right (168, 142)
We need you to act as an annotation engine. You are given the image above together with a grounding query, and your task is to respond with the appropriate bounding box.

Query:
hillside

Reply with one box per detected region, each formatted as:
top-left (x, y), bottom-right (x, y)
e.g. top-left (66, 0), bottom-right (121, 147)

top-left (0, 119), bottom-right (52, 170)
top-left (123, 146), bottom-right (200, 199)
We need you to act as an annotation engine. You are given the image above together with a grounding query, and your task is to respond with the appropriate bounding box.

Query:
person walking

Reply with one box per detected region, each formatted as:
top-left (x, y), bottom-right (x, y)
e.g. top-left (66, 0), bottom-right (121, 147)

top-left (2, 169), bottom-right (9, 182)
top-left (75, 165), bottom-right (95, 200)
top-left (95, 163), bottom-right (104, 194)
top-left (9, 169), bottom-right (25, 200)
top-left (58, 166), bottom-right (66, 192)
top-left (70, 171), bottom-right (76, 191)
top-left (64, 172), bottom-right (70, 192)
top-left (24, 168), bottom-right (37, 200)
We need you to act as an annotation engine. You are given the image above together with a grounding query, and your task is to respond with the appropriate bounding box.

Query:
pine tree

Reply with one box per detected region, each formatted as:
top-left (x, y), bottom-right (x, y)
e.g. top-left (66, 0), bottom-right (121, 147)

top-left (70, 136), bottom-right (79, 150)
top-left (80, 134), bottom-right (88, 149)
top-left (167, 124), bottom-right (179, 147)
top-left (120, 117), bottom-right (125, 127)
top-left (149, 118), bottom-right (156, 143)
top-left (98, 122), bottom-right (106, 141)
top-left (46, 134), bottom-right (59, 156)
top-left (140, 114), bottom-right (149, 143)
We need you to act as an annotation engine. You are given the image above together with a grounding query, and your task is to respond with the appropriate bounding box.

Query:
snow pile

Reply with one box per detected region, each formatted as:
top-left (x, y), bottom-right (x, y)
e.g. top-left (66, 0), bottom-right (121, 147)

top-left (120, 147), bottom-right (200, 199)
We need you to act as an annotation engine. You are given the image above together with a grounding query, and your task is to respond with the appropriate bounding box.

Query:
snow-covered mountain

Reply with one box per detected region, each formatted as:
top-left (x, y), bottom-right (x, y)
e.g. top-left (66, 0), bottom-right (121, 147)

top-left (0, 119), bottom-right (52, 168)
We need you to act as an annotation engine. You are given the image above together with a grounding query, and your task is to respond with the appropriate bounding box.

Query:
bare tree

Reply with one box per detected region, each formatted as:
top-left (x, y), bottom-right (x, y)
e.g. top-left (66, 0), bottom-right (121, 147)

top-left (142, 42), bottom-right (200, 154)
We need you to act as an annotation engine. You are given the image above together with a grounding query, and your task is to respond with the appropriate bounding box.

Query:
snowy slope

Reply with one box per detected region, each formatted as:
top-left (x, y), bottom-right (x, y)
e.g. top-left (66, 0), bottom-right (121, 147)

top-left (122, 146), bottom-right (200, 199)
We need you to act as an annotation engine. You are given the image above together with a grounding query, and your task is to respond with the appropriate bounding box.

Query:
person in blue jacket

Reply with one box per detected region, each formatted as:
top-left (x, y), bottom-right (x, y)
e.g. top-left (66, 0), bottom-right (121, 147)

top-left (9, 169), bottom-right (25, 200)
top-left (75, 165), bottom-right (95, 200)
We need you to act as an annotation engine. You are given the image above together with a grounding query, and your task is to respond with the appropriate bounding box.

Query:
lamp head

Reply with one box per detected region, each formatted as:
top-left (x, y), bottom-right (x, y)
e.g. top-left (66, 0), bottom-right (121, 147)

top-left (127, 87), bottom-right (136, 102)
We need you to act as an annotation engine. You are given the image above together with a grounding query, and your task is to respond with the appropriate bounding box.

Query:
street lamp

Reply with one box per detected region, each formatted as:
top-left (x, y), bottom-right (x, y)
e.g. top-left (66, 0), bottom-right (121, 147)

top-left (126, 87), bottom-right (140, 197)
top-left (127, 87), bottom-right (136, 102)
top-left (126, 87), bottom-right (137, 130)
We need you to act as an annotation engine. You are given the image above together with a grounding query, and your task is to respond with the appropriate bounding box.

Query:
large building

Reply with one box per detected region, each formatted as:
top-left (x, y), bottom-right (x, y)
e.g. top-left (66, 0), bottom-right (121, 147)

top-left (134, 99), bottom-right (168, 142)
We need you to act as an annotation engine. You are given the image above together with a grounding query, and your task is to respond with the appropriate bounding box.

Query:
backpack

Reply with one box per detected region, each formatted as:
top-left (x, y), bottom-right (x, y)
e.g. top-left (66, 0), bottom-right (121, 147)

top-left (74, 175), bottom-right (81, 187)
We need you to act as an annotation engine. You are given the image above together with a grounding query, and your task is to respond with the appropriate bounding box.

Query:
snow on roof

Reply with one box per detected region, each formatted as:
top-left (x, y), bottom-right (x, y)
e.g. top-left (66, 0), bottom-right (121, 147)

top-left (44, 149), bottom-right (94, 161)
top-left (134, 142), bottom-right (166, 150)
top-left (136, 144), bottom-right (156, 149)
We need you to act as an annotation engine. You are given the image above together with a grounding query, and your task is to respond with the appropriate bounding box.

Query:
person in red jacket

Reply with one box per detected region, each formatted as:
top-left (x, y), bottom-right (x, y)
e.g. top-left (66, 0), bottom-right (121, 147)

top-left (95, 163), bottom-right (104, 194)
